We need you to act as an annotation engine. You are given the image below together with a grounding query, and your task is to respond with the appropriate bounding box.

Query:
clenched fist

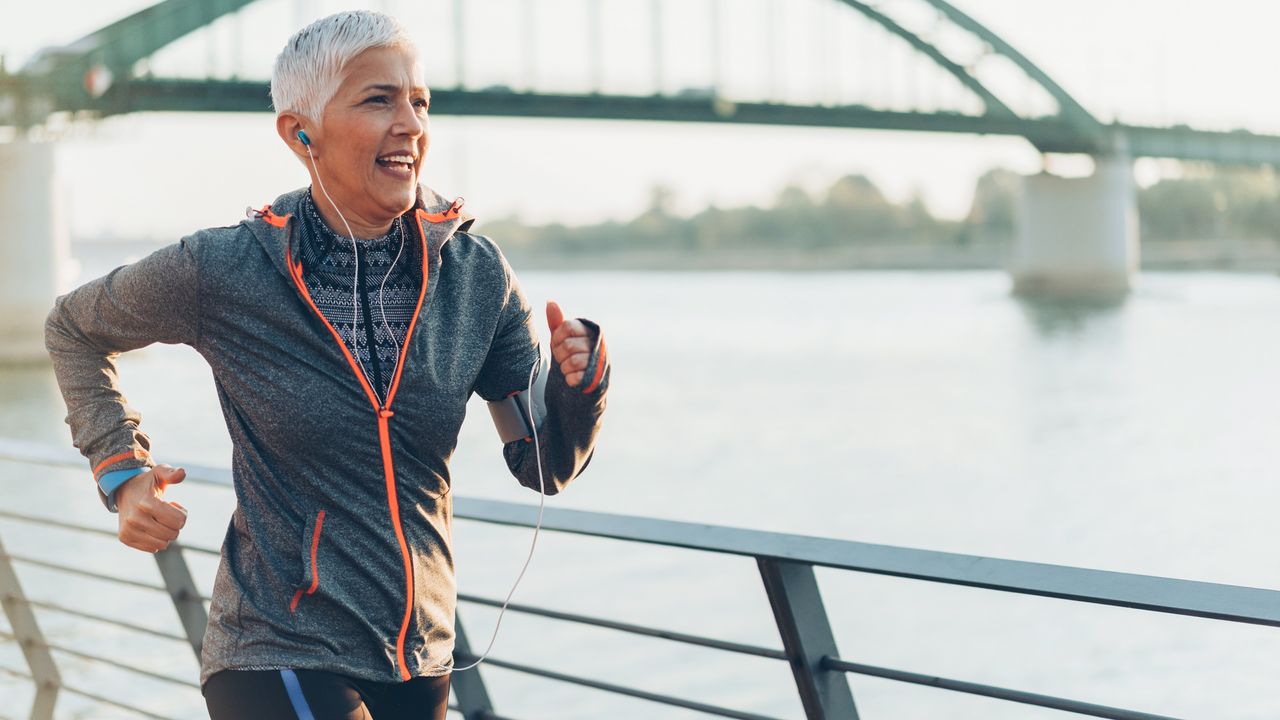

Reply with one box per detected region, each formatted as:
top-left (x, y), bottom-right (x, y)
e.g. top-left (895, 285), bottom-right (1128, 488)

top-left (546, 300), bottom-right (597, 388)
top-left (116, 464), bottom-right (189, 553)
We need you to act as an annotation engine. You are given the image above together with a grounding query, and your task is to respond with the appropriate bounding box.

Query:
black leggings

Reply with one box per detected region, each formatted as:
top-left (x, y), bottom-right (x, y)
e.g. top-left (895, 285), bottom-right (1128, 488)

top-left (203, 668), bottom-right (450, 720)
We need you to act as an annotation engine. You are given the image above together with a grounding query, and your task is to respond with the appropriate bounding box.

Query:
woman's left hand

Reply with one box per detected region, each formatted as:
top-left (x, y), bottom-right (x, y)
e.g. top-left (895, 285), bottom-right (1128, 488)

top-left (546, 300), bottom-right (596, 388)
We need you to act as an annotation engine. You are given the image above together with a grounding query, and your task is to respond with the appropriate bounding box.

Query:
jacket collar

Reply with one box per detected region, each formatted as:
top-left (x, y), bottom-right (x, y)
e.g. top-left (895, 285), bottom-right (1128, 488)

top-left (244, 184), bottom-right (474, 280)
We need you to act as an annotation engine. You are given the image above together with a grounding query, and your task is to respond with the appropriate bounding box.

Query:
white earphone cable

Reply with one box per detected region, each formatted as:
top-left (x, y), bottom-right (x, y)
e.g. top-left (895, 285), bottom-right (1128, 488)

top-left (428, 349), bottom-right (545, 673)
top-left (379, 223), bottom-right (407, 363)
top-left (305, 143), bottom-right (400, 405)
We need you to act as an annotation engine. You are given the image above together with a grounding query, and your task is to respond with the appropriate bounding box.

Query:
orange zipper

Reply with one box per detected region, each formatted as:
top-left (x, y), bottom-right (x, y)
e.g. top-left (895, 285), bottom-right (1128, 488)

top-left (282, 208), bottom-right (435, 680)
top-left (378, 408), bottom-right (414, 679)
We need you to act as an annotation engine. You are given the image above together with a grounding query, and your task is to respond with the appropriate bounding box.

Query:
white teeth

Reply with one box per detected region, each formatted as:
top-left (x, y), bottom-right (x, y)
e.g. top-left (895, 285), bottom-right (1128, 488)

top-left (380, 155), bottom-right (413, 164)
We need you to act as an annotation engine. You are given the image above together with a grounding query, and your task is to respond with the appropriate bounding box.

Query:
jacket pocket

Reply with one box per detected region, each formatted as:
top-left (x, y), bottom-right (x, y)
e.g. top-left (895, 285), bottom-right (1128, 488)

top-left (289, 509), bottom-right (327, 613)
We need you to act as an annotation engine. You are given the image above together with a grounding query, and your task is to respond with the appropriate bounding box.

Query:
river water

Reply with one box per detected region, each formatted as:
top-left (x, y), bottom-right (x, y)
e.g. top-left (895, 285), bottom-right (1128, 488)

top-left (2, 255), bottom-right (1278, 718)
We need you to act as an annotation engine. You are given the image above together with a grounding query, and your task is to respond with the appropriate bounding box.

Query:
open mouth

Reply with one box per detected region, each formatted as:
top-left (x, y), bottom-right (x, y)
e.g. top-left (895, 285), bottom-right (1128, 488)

top-left (376, 153), bottom-right (416, 174)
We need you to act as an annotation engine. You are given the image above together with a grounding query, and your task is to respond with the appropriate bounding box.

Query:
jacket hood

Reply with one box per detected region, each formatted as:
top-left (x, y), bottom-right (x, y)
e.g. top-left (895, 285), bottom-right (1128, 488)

top-left (244, 184), bottom-right (475, 280)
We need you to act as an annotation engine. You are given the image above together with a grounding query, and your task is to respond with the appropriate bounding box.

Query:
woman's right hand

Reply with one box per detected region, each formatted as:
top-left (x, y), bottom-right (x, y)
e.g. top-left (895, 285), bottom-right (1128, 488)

top-left (116, 464), bottom-right (188, 553)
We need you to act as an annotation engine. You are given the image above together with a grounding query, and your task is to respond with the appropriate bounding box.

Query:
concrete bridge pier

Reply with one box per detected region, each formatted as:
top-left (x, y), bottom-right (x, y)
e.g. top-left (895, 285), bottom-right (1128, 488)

top-left (1011, 149), bottom-right (1139, 298)
top-left (0, 137), bottom-right (70, 365)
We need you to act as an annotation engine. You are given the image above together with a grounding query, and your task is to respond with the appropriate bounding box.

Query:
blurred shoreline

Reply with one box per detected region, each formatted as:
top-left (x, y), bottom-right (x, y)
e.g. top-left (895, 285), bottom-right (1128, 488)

top-left (73, 237), bottom-right (1280, 274)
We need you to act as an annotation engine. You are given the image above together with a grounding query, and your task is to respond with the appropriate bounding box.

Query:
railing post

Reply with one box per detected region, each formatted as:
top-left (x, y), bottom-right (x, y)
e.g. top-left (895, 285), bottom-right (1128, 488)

top-left (0, 533), bottom-right (61, 720)
top-left (450, 610), bottom-right (496, 719)
top-left (757, 557), bottom-right (859, 720)
top-left (155, 544), bottom-right (208, 660)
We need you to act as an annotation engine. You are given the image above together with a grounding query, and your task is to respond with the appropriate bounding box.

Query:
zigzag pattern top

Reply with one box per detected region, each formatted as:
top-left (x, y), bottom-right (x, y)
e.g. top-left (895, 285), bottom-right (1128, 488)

top-left (296, 190), bottom-right (421, 404)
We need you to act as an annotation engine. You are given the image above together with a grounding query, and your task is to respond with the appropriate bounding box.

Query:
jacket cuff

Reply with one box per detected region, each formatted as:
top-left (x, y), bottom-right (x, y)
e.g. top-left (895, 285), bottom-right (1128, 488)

top-left (573, 318), bottom-right (610, 396)
top-left (98, 467), bottom-right (147, 514)
top-left (91, 447), bottom-right (153, 512)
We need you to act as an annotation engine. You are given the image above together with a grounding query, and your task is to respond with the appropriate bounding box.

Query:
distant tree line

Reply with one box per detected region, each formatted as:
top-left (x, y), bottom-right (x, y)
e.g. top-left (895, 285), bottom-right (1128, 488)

top-left (479, 166), bottom-right (1280, 257)
top-left (1137, 167), bottom-right (1280, 241)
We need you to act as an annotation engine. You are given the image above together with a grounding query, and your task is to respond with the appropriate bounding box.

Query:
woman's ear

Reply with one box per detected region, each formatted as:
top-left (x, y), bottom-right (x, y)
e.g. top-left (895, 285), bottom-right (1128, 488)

top-left (276, 113), bottom-right (311, 158)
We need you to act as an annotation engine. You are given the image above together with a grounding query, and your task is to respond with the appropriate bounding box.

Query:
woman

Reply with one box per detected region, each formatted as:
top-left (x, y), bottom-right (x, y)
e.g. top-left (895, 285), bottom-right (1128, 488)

top-left (44, 10), bottom-right (609, 719)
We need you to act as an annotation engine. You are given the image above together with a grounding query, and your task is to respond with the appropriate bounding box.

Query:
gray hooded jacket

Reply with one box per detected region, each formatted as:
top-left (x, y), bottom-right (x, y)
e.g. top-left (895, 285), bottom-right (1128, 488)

top-left (44, 185), bottom-right (610, 685)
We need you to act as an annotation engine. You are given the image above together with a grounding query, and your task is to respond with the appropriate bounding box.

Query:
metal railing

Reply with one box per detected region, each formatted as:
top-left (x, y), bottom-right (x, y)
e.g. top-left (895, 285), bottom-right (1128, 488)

top-left (2, 436), bottom-right (1279, 720)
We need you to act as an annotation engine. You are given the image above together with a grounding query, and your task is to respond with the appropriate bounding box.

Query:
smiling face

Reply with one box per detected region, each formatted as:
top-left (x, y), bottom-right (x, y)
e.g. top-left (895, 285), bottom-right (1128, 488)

top-left (307, 44), bottom-right (430, 231)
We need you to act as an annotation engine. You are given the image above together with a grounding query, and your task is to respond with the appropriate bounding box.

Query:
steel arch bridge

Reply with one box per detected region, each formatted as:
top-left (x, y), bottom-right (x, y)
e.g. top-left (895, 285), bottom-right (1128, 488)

top-left (1, 0), bottom-right (1278, 165)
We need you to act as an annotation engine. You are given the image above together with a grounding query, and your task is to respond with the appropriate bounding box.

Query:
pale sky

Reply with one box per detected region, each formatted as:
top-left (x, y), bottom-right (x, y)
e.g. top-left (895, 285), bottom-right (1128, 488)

top-left (3, 0), bottom-right (1279, 240)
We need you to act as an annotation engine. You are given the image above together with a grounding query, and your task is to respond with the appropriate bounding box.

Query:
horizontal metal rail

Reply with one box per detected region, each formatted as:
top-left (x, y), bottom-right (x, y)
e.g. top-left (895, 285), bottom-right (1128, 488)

top-left (0, 629), bottom-right (198, 689)
top-left (0, 663), bottom-right (33, 680)
top-left (4, 438), bottom-right (1278, 719)
top-left (8, 436), bottom-right (1265, 640)
top-left (458, 592), bottom-right (786, 661)
top-left (454, 498), bottom-right (1280, 628)
top-left (0, 664), bottom-right (179, 720)
top-left (20, 597), bottom-right (190, 643)
top-left (0, 509), bottom-right (118, 539)
top-left (457, 654), bottom-right (784, 720)
top-left (2, 552), bottom-right (170, 594)
top-left (53, 682), bottom-right (179, 720)
top-left (47, 643), bottom-right (198, 691)
top-left (822, 657), bottom-right (1179, 720)
top-left (0, 438), bottom-right (233, 490)
top-left (446, 704), bottom-right (524, 720)
top-left (2, 649), bottom-right (187, 720)
top-left (0, 508), bottom-right (222, 557)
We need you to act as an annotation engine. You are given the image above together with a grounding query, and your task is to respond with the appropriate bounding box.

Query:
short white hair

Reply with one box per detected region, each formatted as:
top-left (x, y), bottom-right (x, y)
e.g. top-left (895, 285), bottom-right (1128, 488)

top-left (271, 10), bottom-right (416, 123)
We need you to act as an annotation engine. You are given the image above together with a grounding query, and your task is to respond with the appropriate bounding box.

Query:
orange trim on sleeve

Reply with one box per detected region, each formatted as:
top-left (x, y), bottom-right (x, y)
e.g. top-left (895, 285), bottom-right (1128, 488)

top-left (92, 449), bottom-right (148, 478)
top-left (582, 336), bottom-right (608, 394)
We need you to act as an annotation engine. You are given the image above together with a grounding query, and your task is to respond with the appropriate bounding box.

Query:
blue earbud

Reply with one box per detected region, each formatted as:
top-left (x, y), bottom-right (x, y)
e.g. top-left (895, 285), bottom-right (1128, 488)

top-left (297, 130), bottom-right (311, 146)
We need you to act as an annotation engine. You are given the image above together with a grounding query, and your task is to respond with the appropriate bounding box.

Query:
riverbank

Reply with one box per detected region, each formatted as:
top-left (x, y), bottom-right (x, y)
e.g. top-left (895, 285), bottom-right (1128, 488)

top-left (70, 237), bottom-right (1280, 274)
top-left (503, 238), bottom-right (1280, 272)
